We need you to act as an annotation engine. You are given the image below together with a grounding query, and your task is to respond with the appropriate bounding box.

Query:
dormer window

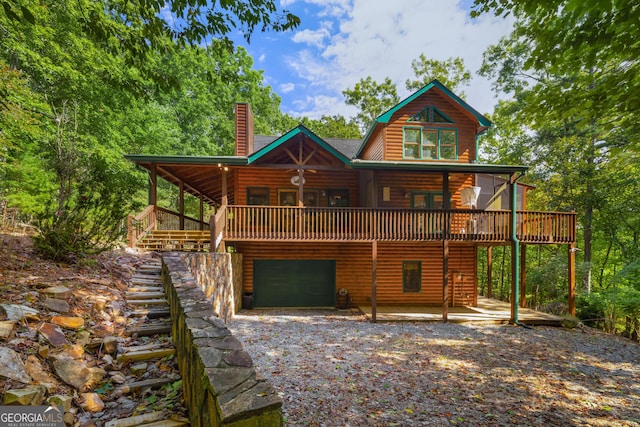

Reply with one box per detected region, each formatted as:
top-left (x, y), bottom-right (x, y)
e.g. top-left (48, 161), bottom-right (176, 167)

top-left (403, 127), bottom-right (458, 160)
top-left (407, 106), bottom-right (454, 124)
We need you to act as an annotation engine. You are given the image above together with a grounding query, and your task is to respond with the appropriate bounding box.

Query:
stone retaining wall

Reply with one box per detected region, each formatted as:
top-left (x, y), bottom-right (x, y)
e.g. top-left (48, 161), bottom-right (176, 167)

top-left (180, 252), bottom-right (243, 323)
top-left (161, 253), bottom-right (282, 427)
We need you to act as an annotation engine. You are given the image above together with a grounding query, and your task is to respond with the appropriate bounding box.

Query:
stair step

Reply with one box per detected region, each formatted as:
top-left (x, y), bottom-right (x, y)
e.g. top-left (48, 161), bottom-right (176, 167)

top-left (128, 286), bottom-right (164, 292)
top-left (127, 308), bottom-right (171, 319)
top-left (125, 322), bottom-right (172, 337)
top-left (117, 347), bottom-right (176, 363)
top-left (127, 292), bottom-right (165, 300)
top-left (127, 299), bottom-right (169, 306)
top-left (115, 378), bottom-right (175, 395)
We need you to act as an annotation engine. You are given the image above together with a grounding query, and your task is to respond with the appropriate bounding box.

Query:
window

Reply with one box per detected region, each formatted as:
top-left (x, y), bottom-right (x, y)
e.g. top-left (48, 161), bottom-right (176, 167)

top-left (402, 127), bottom-right (458, 160)
top-left (403, 261), bottom-right (422, 293)
top-left (411, 192), bottom-right (443, 209)
top-left (328, 189), bottom-right (349, 207)
top-left (408, 106), bottom-right (454, 124)
top-left (247, 187), bottom-right (269, 205)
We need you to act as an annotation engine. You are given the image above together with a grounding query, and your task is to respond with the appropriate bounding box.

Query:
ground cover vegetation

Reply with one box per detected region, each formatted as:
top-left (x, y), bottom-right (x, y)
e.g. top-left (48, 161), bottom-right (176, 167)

top-left (1, 0), bottom-right (639, 339)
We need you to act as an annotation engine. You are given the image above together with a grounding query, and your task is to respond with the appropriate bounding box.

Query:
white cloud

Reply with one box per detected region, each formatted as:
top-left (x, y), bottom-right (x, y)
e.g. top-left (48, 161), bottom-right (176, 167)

top-left (285, 0), bottom-right (514, 117)
top-left (280, 82), bottom-right (296, 93)
top-left (291, 21), bottom-right (333, 48)
top-left (258, 53), bottom-right (266, 63)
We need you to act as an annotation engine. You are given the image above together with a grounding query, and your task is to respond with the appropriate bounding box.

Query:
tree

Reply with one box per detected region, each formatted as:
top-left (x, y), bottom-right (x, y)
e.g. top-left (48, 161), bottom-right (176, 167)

top-left (471, 0), bottom-right (640, 136)
top-left (2, 0), bottom-right (300, 90)
top-left (342, 76), bottom-right (399, 132)
top-left (343, 56), bottom-right (472, 132)
top-left (405, 55), bottom-right (471, 97)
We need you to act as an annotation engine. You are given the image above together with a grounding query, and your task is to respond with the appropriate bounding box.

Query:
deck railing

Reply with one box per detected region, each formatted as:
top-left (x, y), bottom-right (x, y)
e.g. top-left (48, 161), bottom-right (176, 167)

top-left (224, 206), bottom-right (576, 244)
top-left (127, 205), bottom-right (210, 247)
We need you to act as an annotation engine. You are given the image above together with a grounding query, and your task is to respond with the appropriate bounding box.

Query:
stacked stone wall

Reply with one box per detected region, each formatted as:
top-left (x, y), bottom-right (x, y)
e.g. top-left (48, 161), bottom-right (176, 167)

top-left (161, 253), bottom-right (282, 426)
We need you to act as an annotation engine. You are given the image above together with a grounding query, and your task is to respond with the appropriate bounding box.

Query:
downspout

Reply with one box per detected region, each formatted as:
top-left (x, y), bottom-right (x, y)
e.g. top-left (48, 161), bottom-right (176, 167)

top-left (510, 174), bottom-right (525, 326)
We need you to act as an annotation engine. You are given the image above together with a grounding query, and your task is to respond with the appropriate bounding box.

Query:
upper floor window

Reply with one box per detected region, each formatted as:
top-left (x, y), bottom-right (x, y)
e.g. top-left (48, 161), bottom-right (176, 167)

top-left (407, 106), bottom-right (454, 124)
top-left (403, 127), bottom-right (458, 160)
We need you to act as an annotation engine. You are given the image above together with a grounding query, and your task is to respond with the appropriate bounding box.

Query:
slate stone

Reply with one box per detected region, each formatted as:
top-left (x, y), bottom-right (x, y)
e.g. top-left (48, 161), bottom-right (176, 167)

top-left (0, 346), bottom-right (31, 383)
top-left (43, 285), bottom-right (72, 299)
top-left (39, 323), bottom-right (69, 347)
top-left (101, 336), bottom-right (119, 355)
top-left (219, 381), bottom-right (282, 423)
top-left (198, 346), bottom-right (223, 368)
top-left (48, 394), bottom-right (73, 412)
top-left (223, 350), bottom-right (253, 368)
top-left (51, 316), bottom-right (85, 330)
top-left (41, 298), bottom-right (70, 313)
top-left (211, 335), bottom-right (243, 351)
top-left (80, 392), bottom-right (105, 412)
top-left (0, 303), bottom-right (39, 321)
top-left (53, 358), bottom-right (90, 390)
top-left (25, 355), bottom-right (57, 392)
top-left (0, 320), bottom-right (15, 339)
top-left (206, 366), bottom-right (254, 396)
top-left (3, 385), bottom-right (47, 406)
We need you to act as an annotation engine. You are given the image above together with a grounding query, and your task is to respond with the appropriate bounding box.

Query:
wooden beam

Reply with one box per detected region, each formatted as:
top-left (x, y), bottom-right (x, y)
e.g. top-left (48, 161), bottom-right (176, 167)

top-left (442, 239), bottom-right (449, 322)
top-left (487, 246), bottom-right (493, 298)
top-left (284, 147), bottom-right (299, 164)
top-left (302, 148), bottom-right (318, 165)
top-left (568, 243), bottom-right (576, 316)
top-left (520, 244), bottom-right (527, 308)
top-left (371, 240), bottom-right (377, 323)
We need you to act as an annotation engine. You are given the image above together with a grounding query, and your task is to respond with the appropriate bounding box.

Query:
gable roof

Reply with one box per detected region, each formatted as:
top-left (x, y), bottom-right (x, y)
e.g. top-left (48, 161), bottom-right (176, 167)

top-left (356, 79), bottom-right (492, 157)
top-left (248, 124), bottom-right (353, 165)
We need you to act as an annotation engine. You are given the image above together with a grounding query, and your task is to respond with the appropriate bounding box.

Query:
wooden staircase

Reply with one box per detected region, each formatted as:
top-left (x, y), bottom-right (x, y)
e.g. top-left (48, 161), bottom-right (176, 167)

top-left (107, 261), bottom-right (190, 427)
top-left (136, 230), bottom-right (210, 252)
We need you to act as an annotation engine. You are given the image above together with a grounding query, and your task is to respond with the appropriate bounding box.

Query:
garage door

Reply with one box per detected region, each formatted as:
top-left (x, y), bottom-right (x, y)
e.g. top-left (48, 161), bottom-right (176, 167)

top-left (253, 260), bottom-right (336, 307)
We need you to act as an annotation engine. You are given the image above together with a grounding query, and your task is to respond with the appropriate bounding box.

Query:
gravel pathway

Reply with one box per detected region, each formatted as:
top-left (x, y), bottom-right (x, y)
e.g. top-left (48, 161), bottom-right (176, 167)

top-left (228, 309), bottom-right (640, 427)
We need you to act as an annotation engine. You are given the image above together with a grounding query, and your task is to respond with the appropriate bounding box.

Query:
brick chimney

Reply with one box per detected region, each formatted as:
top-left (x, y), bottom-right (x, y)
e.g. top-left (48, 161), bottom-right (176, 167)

top-left (234, 103), bottom-right (254, 156)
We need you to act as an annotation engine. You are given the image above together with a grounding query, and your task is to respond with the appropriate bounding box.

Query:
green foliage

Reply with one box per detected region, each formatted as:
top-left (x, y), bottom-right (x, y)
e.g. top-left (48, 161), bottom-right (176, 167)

top-left (343, 56), bottom-right (472, 132)
top-left (342, 76), bottom-right (399, 132)
top-left (405, 55), bottom-right (471, 97)
top-left (473, 0), bottom-right (640, 136)
top-left (286, 115), bottom-right (362, 139)
top-left (577, 287), bottom-right (640, 337)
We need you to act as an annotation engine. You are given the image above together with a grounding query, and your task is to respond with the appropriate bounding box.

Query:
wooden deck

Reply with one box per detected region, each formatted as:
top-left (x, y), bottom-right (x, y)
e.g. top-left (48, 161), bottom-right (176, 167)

top-left (359, 296), bottom-right (564, 325)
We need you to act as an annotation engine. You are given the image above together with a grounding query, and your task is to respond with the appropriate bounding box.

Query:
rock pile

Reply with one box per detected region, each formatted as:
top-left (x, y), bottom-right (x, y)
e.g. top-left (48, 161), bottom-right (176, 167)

top-left (0, 234), bottom-right (188, 426)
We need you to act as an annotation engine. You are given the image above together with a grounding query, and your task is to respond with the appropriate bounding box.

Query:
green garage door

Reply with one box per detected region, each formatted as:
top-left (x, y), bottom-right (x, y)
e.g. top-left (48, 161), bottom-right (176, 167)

top-left (253, 260), bottom-right (336, 307)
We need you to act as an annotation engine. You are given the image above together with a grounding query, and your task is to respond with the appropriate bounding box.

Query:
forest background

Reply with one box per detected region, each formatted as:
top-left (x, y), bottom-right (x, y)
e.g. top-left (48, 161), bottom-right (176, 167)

top-left (1, 0), bottom-right (639, 339)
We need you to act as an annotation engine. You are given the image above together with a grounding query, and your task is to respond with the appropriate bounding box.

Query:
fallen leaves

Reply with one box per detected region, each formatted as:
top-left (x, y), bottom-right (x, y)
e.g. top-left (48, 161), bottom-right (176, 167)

top-left (230, 310), bottom-right (640, 427)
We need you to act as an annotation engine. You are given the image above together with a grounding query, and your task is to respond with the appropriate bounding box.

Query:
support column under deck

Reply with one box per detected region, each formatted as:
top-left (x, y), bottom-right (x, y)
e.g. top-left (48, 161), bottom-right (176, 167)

top-left (371, 240), bottom-right (377, 323)
top-left (443, 239), bottom-right (449, 322)
top-left (568, 242), bottom-right (576, 316)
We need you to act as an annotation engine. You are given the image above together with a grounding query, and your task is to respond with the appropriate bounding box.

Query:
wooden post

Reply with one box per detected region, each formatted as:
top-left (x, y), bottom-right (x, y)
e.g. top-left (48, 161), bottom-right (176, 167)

top-left (568, 243), bottom-right (576, 316)
top-left (210, 214), bottom-right (216, 252)
top-left (199, 193), bottom-right (204, 230)
top-left (443, 239), bottom-right (449, 322)
top-left (127, 215), bottom-right (135, 248)
top-left (149, 164), bottom-right (157, 206)
top-left (297, 169), bottom-right (304, 207)
top-left (520, 244), bottom-right (527, 308)
top-left (371, 240), bottom-right (377, 323)
top-left (221, 169), bottom-right (228, 206)
top-left (487, 246), bottom-right (493, 298)
top-left (179, 181), bottom-right (185, 230)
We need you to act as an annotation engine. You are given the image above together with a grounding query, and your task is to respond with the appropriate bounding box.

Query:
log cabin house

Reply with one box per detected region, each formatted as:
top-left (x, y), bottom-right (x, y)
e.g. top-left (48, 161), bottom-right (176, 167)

top-left (126, 80), bottom-right (577, 323)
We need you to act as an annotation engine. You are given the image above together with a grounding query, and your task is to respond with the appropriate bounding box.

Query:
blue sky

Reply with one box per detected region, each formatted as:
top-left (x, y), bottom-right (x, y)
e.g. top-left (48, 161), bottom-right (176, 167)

top-left (230, 0), bottom-right (514, 120)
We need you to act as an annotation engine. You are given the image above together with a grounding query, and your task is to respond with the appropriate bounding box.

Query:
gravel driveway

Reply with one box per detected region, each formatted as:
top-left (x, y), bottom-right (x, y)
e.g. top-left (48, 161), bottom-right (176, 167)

top-left (228, 309), bottom-right (640, 427)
